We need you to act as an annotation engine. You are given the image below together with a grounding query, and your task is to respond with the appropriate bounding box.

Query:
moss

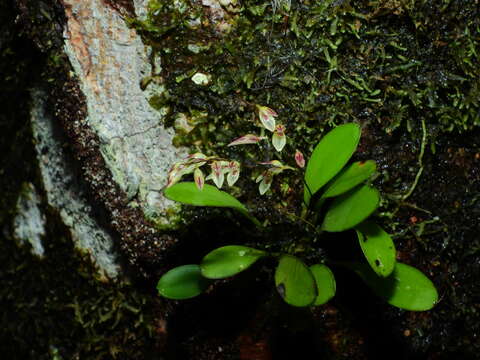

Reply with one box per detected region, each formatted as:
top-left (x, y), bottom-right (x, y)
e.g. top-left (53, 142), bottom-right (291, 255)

top-left (135, 1), bottom-right (480, 134)
top-left (130, 0), bottom-right (479, 213)
top-left (1, 210), bottom-right (158, 360)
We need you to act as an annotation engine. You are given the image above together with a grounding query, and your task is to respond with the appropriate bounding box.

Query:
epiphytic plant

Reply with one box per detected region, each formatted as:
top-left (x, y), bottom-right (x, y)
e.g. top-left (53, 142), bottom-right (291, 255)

top-left (158, 123), bottom-right (438, 311)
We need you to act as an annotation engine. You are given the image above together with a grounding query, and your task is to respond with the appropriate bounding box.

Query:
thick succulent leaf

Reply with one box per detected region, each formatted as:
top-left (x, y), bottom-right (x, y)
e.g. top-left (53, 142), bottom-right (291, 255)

top-left (304, 123), bottom-right (361, 205)
top-left (351, 262), bottom-right (438, 311)
top-left (356, 222), bottom-right (396, 277)
top-left (321, 160), bottom-right (376, 199)
top-left (157, 265), bottom-right (211, 300)
top-left (164, 182), bottom-right (260, 226)
top-left (201, 246), bottom-right (266, 279)
top-left (275, 255), bottom-right (317, 307)
top-left (322, 185), bottom-right (380, 232)
top-left (310, 264), bottom-right (336, 306)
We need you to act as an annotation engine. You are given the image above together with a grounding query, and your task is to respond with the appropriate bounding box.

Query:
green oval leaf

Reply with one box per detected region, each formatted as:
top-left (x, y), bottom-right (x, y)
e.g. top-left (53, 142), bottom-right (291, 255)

top-left (164, 182), bottom-right (260, 226)
top-left (304, 123), bottom-right (361, 205)
top-left (351, 262), bottom-right (438, 311)
top-left (275, 255), bottom-right (317, 307)
top-left (322, 185), bottom-right (380, 232)
top-left (157, 265), bottom-right (211, 300)
top-left (201, 245), bottom-right (266, 279)
top-left (310, 264), bottom-right (336, 306)
top-left (321, 160), bottom-right (377, 199)
top-left (356, 221), bottom-right (396, 277)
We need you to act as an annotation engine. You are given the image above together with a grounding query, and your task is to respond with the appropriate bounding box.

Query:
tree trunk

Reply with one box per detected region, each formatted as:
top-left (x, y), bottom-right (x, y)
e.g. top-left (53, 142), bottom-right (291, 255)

top-left (2, 0), bottom-right (479, 359)
top-left (1, 0), bottom-right (179, 357)
top-left (10, 0), bottom-right (185, 280)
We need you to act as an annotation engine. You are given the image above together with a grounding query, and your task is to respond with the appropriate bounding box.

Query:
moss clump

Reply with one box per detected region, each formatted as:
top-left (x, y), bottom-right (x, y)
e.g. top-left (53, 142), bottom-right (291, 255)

top-left (134, 0), bottom-right (480, 137)
top-left (130, 0), bottom-right (479, 208)
top-left (1, 213), bottom-right (158, 360)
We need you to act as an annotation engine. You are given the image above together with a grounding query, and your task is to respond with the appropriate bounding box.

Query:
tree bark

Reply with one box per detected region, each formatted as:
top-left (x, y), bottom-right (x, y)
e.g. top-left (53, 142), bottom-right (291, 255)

top-left (11, 0), bottom-right (184, 279)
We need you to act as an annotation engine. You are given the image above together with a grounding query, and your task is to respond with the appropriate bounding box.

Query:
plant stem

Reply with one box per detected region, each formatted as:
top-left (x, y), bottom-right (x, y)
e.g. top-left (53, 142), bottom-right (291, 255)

top-left (402, 118), bottom-right (427, 201)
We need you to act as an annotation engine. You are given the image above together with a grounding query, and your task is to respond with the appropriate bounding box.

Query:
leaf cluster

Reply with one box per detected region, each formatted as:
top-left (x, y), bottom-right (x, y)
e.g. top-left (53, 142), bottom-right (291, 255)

top-left (160, 124), bottom-right (438, 311)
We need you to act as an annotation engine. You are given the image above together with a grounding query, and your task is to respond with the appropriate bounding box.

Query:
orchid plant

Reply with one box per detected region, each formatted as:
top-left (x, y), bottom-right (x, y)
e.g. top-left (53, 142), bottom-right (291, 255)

top-left (158, 123), bottom-right (439, 312)
top-left (166, 105), bottom-right (294, 194)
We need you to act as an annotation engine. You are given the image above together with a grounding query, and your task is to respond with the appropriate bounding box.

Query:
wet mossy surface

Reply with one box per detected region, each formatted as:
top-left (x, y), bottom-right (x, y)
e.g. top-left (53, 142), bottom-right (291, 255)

top-left (1, 215), bottom-right (159, 360)
top-left (131, 0), bottom-right (480, 238)
top-left (131, 0), bottom-right (479, 358)
top-left (1, 0), bottom-right (479, 359)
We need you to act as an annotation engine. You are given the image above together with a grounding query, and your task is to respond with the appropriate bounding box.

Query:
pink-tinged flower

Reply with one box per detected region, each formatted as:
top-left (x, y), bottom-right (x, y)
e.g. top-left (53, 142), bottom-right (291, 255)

top-left (255, 161), bottom-right (295, 195)
top-left (295, 149), bottom-right (305, 168)
top-left (210, 161), bottom-right (225, 189)
top-left (166, 162), bottom-right (198, 187)
top-left (227, 134), bottom-right (266, 146)
top-left (258, 160), bottom-right (294, 174)
top-left (187, 152), bottom-right (207, 160)
top-left (258, 172), bottom-right (273, 195)
top-left (259, 160), bottom-right (283, 168)
top-left (166, 153), bottom-right (208, 188)
top-left (226, 161), bottom-right (240, 186)
top-left (256, 105), bottom-right (278, 132)
top-left (166, 163), bottom-right (183, 188)
top-left (186, 152), bottom-right (208, 167)
top-left (272, 124), bottom-right (286, 152)
top-left (194, 168), bottom-right (205, 190)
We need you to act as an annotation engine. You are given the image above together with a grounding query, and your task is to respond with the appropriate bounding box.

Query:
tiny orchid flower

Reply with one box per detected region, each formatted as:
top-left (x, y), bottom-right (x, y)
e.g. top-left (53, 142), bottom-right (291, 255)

top-left (226, 161), bottom-right (240, 186)
top-left (194, 168), bottom-right (205, 190)
top-left (187, 152), bottom-right (207, 159)
top-left (166, 153), bottom-right (208, 188)
top-left (256, 105), bottom-right (278, 132)
top-left (256, 161), bottom-right (294, 195)
top-left (295, 149), bottom-right (305, 168)
top-left (259, 160), bottom-right (283, 167)
top-left (186, 152), bottom-right (208, 166)
top-left (272, 124), bottom-right (286, 152)
top-left (258, 172), bottom-right (273, 195)
top-left (259, 160), bottom-right (294, 174)
top-left (228, 134), bottom-right (267, 146)
top-left (210, 161), bottom-right (225, 189)
top-left (166, 163), bottom-right (183, 188)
